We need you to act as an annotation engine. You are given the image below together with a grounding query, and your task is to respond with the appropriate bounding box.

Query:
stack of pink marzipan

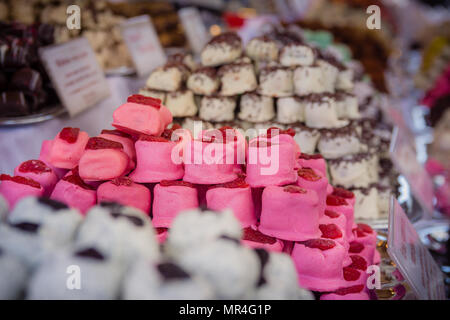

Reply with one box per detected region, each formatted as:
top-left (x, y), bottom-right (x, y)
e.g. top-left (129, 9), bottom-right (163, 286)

top-left (0, 94), bottom-right (379, 300)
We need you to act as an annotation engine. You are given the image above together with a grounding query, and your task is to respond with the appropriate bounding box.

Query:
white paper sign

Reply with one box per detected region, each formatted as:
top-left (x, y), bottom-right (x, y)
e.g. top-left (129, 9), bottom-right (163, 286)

top-left (179, 7), bottom-right (210, 55)
top-left (39, 37), bottom-right (110, 117)
top-left (388, 198), bottom-right (445, 300)
top-left (121, 15), bottom-right (166, 77)
top-left (390, 126), bottom-right (435, 217)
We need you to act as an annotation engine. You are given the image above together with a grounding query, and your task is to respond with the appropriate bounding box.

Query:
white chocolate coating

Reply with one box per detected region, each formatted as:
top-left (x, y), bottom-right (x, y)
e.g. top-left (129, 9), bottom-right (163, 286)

top-left (280, 44), bottom-right (315, 67)
top-left (165, 90), bottom-right (198, 117)
top-left (238, 94), bottom-right (275, 123)
top-left (258, 67), bottom-right (294, 97)
top-left (199, 96), bottom-right (237, 122)
top-left (277, 97), bottom-right (305, 124)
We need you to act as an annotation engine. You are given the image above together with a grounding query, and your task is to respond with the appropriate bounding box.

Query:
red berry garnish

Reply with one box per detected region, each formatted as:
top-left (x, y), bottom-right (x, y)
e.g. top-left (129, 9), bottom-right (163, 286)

top-left (299, 239), bottom-right (336, 251)
top-left (353, 223), bottom-right (374, 237)
top-left (210, 177), bottom-right (248, 189)
top-left (298, 168), bottom-right (321, 181)
top-left (266, 127), bottom-right (295, 138)
top-left (349, 242), bottom-right (364, 253)
top-left (139, 135), bottom-right (169, 142)
top-left (358, 223), bottom-right (373, 234)
top-left (343, 267), bottom-right (361, 281)
top-left (110, 176), bottom-right (133, 186)
top-left (324, 210), bottom-right (340, 218)
top-left (0, 174), bottom-right (41, 189)
top-left (326, 195), bottom-right (348, 206)
top-left (299, 153), bottom-right (323, 160)
top-left (62, 168), bottom-right (95, 190)
top-left (85, 137), bottom-right (123, 150)
top-left (332, 187), bottom-right (355, 199)
top-left (59, 127), bottom-right (80, 143)
top-left (18, 160), bottom-right (51, 174)
top-left (127, 94), bottom-right (161, 109)
top-left (161, 124), bottom-right (183, 142)
top-left (283, 185), bottom-right (307, 194)
top-left (156, 227), bottom-right (168, 234)
top-left (319, 224), bottom-right (343, 239)
top-left (243, 227), bottom-right (277, 244)
top-left (349, 255), bottom-right (367, 271)
top-left (160, 180), bottom-right (195, 188)
top-left (101, 129), bottom-right (132, 139)
top-left (202, 127), bottom-right (238, 144)
top-left (334, 285), bottom-right (365, 295)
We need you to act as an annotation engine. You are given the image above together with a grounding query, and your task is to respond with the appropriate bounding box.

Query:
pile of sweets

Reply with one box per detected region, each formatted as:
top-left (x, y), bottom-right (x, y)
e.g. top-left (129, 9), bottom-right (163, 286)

top-left (0, 94), bottom-right (380, 299)
top-left (0, 21), bottom-right (58, 117)
top-left (3, 0), bottom-right (186, 71)
top-left (141, 28), bottom-right (397, 221)
top-left (0, 195), bottom-right (313, 300)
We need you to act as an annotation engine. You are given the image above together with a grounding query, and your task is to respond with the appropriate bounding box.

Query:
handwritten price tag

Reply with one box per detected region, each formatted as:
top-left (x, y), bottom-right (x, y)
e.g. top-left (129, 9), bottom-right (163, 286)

top-left (39, 37), bottom-right (110, 116)
top-left (388, 198), bottom-right (445, 300)
top-left (179, 7), bottom-right (209, 55)
top-left (121, 15), bottom-right (166, 77)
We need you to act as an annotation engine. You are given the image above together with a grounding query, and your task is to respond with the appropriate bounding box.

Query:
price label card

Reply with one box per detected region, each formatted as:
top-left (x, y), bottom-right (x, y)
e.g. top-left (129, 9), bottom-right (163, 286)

top-left (121, 15), bottom-right (166, 77)
top-left (388, 198), bottom-right (445, 300)
top-left (390, 126), bottom-right (435, 217)
top-left (39, 37), bottom-right (110, 117)
top-left (178, 7), bottom-right (210, 55)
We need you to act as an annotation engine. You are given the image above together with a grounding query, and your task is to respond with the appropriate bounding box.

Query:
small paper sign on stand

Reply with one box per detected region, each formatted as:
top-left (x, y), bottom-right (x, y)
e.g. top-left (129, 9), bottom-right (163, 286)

top-left (388, 197), bottom-right (446, 300)
top-left (39, 37), bottom-right (110, 117)
top-left (390, 126), bottom-right (435, 217)
top-left (121, 15), bottom-right (166, 78)
top-left (179, 7), bottom-right (210, 56)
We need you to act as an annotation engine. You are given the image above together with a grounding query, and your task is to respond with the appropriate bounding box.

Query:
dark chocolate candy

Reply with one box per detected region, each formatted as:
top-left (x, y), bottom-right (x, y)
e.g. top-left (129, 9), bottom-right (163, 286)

top-left (10, 68), bottom-right (43, 92)
top-left (0, 91), bottom-right (30, 116)
top-left (157, 262), bottom-right (190, 281)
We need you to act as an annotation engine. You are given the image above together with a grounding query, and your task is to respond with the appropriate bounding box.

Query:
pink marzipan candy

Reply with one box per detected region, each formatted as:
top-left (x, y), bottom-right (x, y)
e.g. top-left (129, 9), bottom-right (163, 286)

top-left (265, 127), bottom-right (301, 158)
top-left (259, 185), bottom-right (320, 241)
top-left (241, 226), bottom-right (284, 252)
top-left (297, 167), bottom-right (328, 218)
top-left (50, 168), bottom-right (96, 214)
top-left (326, 195), bottom-right (355, 242)
top-left (152, 180), bottom-right (199, 228)
top-left (97, 177), bottom-right (150, 214)
top-left (296, 153), bottom-right (327, 176)
top-left (292, 239), bottom-right (348, 292)
top-left (206, 178), bottom-right (256, 228)
top-left (112, 95), bottom-right (172, 136)
top-left (130, 136), bottom-right (184, 183)
top-left (321, 209), bottom-right (348, 242)
top-left (14, 160), bottom-right (58, 197)
top-left (39, 140), bottom-right (69, 179)
top-left (0, 174), bottom-right (44, 208)
top-left (183, 139), bottom-right (238, 184)
top-left (199, 127), bottom-right (247, 173)
top-left (78, 137), bottom-right (129, 182)
top-left (332, 187), bottom-right (356, 207)
top-left (245, 139), bottom-right (297, 188)
top-left (99, 130), bottom-right (137, 171)
top-left (48, 127), bottom-right (90, 169)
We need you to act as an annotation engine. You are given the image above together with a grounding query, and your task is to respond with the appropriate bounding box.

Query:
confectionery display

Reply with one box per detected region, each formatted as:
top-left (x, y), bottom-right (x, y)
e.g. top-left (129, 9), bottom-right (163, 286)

top-left (1, 0), bottom-right (448, 302)
top-left (0, 93), bottom-right (382, 300)
top-left (0, 0), bottom-right (186, 71)
top-left (0, 22), bottom-right (59, 118)
top-left (142, 27), bottom-right (397, 222)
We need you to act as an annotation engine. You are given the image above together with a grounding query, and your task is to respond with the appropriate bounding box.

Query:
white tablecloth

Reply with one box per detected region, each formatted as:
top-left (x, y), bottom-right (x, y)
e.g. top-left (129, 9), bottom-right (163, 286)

top-left (0, 76), bottom-right (147, 174)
